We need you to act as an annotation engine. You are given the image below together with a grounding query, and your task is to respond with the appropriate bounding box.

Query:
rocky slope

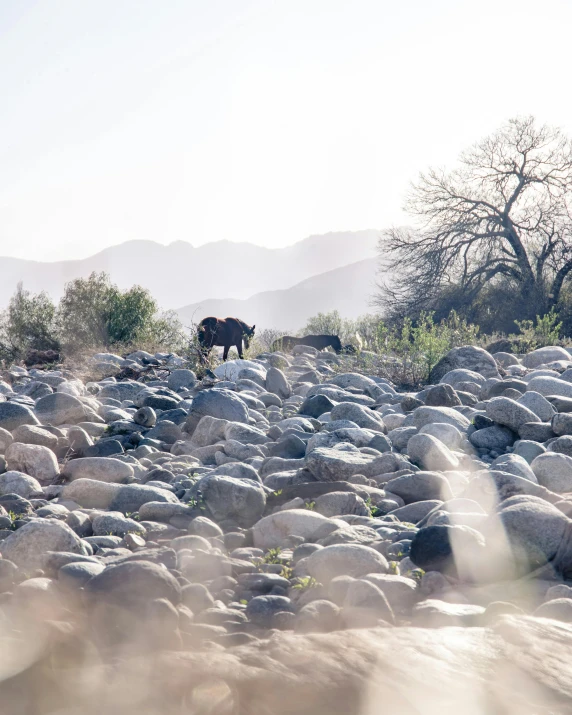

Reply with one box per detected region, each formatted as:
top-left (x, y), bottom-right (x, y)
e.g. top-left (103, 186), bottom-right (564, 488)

top-left (1, 343), bottom-right (572, 711)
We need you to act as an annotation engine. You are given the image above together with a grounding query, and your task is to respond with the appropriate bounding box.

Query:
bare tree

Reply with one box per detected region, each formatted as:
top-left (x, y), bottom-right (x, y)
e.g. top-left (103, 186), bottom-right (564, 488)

top-left (376, 116), bottom-right (572, 323)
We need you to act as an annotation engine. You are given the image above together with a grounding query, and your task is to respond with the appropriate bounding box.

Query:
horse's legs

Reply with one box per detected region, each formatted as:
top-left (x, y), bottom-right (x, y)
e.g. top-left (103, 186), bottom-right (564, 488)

top-left (223, 344), bottom-right (230, 361)
top-left (236, 341), bottom-right (243, 359)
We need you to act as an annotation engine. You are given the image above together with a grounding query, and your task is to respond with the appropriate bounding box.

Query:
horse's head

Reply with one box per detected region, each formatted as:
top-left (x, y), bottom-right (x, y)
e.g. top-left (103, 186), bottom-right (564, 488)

top-left (243, 324), bottom-right (256, 349)
top-left (331, 336), bottom-right (343, 353)
top-left (342, 344), bottom-right (358, 354)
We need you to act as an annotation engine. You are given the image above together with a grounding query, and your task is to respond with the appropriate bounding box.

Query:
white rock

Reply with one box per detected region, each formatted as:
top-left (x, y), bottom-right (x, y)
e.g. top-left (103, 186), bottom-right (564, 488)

top-left (522, 346), bottom-right (572, 369)
top-left (61, 457), bottom-right (134, 483)
top-left (253, 509), bottom-right (335, 549)
top-left (5, 442), bottom-right (59, 483)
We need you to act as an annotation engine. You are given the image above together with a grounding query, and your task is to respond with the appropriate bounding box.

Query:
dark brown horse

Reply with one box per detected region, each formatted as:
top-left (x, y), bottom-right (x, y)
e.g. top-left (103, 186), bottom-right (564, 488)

top-left (198, 316), bottom-right (256, 361)
top-left (271, 334), bottom-right (343, 353)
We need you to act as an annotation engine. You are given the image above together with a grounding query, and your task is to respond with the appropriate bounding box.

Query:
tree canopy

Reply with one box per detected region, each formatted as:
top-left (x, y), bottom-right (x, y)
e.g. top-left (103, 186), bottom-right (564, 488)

top-left (377, 116), bottom-right (572, 330)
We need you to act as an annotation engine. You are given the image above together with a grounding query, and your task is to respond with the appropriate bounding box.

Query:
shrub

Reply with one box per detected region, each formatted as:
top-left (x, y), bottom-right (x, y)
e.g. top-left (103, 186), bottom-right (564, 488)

top-left (513, 309), bottom-right (562, 352)
top-left (0, 283), bottom-right (59, 362)
top-left (57, 272), bottom-right (186, 355)
top-left (303, 310), bottom-right (343, 338)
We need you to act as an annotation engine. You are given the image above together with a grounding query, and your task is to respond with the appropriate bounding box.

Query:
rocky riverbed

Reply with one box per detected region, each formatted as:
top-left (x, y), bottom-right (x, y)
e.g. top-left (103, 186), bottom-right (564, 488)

top-left (2, 344), bottom-right (572, 712)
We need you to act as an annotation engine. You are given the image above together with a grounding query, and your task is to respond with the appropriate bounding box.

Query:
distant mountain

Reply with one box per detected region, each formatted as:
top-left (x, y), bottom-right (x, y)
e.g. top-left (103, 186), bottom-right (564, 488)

top-left (176, 258), bottom-right (381, 331)
top-left (0, 230), bottom-right (380, 309)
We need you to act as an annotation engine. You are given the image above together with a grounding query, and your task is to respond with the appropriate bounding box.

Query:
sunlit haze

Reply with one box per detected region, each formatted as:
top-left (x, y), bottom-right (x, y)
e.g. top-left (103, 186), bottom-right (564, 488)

top-left (1, 0), bottom-right (572, 260)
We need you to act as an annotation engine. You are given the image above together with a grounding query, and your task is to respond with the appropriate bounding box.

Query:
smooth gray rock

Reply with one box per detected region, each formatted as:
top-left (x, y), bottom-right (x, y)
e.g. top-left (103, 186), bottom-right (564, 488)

top-left (526, 376), bottom-right (572, 398)
top-left (343, 579), bottom-right (394, 622)
top-left (0, 470), bottom-right (42, 498)
top-left (486, 397), bottom-right (540, 432)
top-left (517, 391), bottom-right (556, 422)
top-left (35, 392), bottom-right (90, 425)
top-left (184, 389), bottom-right (249, 435)
top-left (531, 453), bottom-right (572, 493)
top-left (5, 442), bottom-right (59, 483)
top-left (302, 543), bottom-right (389, 582)
top-left (11, 425), bottom-right (58, 449)
top-left (167, 369), bottom-right (197, 391)
top-left (253, 509), bottom-right (335, 549)
top-left (469, 426), bottom-right (516, 450)
top-left (489, 454), bottom-right (538, 483)
top-left (406, 434), bottom-right (459, 471)
top-left (330, 403), bottom-right (386, 433)
top-left (430, 347), bottom-right (500, 382)
top-left (0, 402), bottom-right (39, 431)
top-left (201, 475), bottom-right (266, 527)
top-left (512, 440), bottom-right (546, 463)
top-left (63, 479), bottom-right (178, 512)
top-left (0, 520), bottom-right (87, 570)
top-left (552, 413), bottom-right (572, 437)
top-left (62, 457), bottom-right (134, 483)
top-left (265, 367), bottom-right (292, 399)
top-left (411, 407), bottom-right (471, 432)
top-left (314, 491), bottom-right (370, 518)
top-left (384, 471), bottom-right (454, 504)
top-left (85, 559), bottom-right (182, 606)
top-left (522, 346), bottom-right (572, 369)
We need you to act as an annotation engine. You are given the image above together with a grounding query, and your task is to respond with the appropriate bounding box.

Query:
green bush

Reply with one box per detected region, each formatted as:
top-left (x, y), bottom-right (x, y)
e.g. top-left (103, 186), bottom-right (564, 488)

top-left (56, 272), bottom-right (186, 354)
top-left (513, 309), bottom-right (562, 352)
top-left (0, 283), bottom-right (59, 361)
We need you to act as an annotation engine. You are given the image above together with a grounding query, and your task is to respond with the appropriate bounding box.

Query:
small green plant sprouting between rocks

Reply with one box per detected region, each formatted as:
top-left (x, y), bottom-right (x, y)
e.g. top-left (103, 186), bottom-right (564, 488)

top-left (262, 547), bottom-right (284, 564)
top-left (185, 491), bottom-right (206, 511)
top-left (292, 576), bottom-right (320, 591)
top-left (304, 501), bottom-right (316, 511)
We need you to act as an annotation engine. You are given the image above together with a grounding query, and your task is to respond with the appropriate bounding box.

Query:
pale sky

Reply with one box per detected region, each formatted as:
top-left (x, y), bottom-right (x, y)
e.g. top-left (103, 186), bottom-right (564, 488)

top-left (1, 0), bottom-right (572, 261)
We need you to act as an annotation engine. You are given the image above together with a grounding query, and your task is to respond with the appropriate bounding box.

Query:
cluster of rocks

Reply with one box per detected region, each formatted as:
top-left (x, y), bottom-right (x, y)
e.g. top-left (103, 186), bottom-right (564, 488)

top-left (3, 343), bottom-right (572, 710)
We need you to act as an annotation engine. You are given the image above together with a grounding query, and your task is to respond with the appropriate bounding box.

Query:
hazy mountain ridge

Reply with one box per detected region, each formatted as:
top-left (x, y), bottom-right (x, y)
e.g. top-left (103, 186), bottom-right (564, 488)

top-left (0, 230), bottom-right (380, 309)
top-left (176, 257), bottom-right (380, 331)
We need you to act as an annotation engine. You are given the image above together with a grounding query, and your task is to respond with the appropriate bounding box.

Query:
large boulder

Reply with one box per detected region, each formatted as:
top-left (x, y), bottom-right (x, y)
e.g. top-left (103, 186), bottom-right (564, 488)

top-left (469, 426), bottom-right (516, 451)
top-left (184, 389), bottom-right (249, 435)
top-left (61, 457), bottom-right (134, 483)
top-left (384, 471), bottom-right (454, 504)
top-left (85, 560), bottom-right (181, 606)
top-left (485, 397), bottom-right (540, 433)
top-left (522, 346), bottom-right (572, 369)
top-left (526, 376), bottom-right (572, 399)
top-left (5, 442), bottom-right (59, 483)
top-left (11, 425), bottom-right (59, 449)
top-left (62, 479), bottom-right (178, 512)
top-left (167, 369), bottom-right (197, 391)
top-left (0, 470), bottom-right (42, 498)
top-left (0, 403), bottom-right (39, 432)
top-left (330, 403), bottom-right (386, 432)
top-left (299, 394), bottom-right (337, 418)
top-left (305, 447), bottom-right (376, 482)
top-left (200, 475), bottom-right (266, 527)
top-left (495, 498), bottom-right (570, 575)
top-left (35, 393), bottom-right (90, 426)
top-left (429, 346), bottom-right (500, 383)
top-left (0, 520), bottom-right (87, 570)
top-left (411, 406), bottom-right (471, 432)
top-left (302, 544), bottom-right (388, 582)
top-left (410, 524), bottom-right (486, 578)
top-left (530, 453), bottom-right (572, 493)
top-left (214, 360), bottom-right (266, 382)
top-left (406, 434), bottom-right (459, 472)
top-left (253, 509), bottom-right (335, 549)
top-left (329, 373), bottom-right (381, 392)
top-left (265, 367), bottom-right (291, 399)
